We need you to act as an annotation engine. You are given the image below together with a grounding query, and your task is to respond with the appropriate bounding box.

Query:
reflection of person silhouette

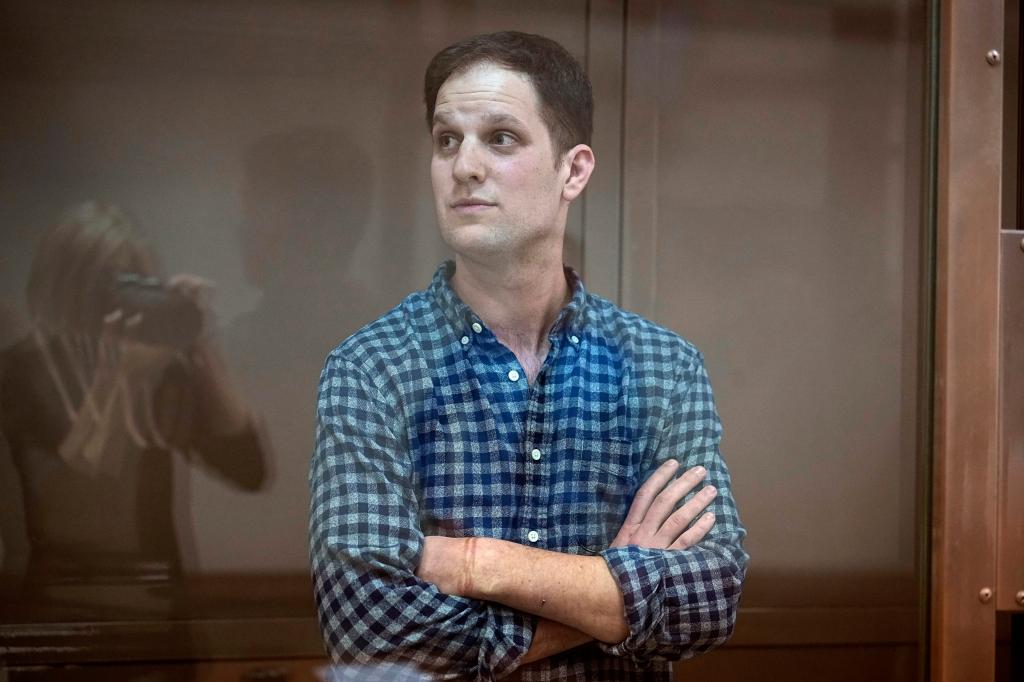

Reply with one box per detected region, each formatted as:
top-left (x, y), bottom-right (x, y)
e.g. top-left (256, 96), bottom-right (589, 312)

top-left (222, 129), bottom-right (379, 569)
top-left (0, 201), bottom-right (267, 616)
top-left (234, 128), bottom-right (379, 368)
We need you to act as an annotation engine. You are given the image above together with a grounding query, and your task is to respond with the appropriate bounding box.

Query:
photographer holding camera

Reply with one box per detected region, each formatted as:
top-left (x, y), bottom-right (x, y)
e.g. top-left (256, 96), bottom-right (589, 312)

top-left (0, 201), bottom-right (267, 611)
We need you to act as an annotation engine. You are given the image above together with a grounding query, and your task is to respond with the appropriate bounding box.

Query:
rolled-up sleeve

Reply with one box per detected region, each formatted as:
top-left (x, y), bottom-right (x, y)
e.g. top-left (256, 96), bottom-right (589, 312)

top-left (309, 352), bottom-right (534, 680)
top-left (599, 350), bottom-right (748, 664)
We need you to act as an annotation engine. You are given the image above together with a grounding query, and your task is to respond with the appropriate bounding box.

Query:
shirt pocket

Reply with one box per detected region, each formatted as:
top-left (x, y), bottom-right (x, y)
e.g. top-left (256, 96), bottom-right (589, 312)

top-left (549, 437), bottom-right (635, 554)
top-left (413, 400), bottom-right (521, 539)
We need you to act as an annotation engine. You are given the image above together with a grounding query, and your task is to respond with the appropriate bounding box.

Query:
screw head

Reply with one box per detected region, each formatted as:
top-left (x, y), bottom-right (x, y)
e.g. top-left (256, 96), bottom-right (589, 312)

top-left (987, 49), bottom-right (1002, 66)
top-left (979, 587), bottom-right (993, 603)
top-left (1016, 590), bottom-right (1024, 607)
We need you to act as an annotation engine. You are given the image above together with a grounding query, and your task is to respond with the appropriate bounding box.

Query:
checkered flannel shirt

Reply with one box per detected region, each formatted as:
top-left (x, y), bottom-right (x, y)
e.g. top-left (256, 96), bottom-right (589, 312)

top-left (309, 261), bottom-right (747, 681)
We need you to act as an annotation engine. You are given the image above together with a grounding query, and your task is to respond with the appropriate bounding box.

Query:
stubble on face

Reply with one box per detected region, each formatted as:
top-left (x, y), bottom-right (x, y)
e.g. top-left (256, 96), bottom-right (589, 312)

top-left (429, 63), bottom-right (569, 268)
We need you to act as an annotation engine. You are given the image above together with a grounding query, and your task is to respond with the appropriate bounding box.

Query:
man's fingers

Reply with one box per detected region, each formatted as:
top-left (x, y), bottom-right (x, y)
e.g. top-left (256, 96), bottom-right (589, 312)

top-left (615, 462), bottom-right (715, 549)
top-left (621, 458), bottom-right (679, 526)
top-left (669, 512), bottom-right (716, 550)
top-left (654, 484), bottom-right (717, 545)
top-left (638, 465), bottom-right (707, 535)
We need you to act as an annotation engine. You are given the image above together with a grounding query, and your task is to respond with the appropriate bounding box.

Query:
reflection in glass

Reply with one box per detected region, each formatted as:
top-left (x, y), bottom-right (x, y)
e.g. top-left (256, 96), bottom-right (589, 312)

top-left (0, 201), bottom-right (267, 621)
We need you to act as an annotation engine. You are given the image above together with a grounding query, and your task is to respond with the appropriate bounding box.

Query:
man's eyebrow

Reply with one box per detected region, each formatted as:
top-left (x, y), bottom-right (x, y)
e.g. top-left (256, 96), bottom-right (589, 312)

top-left (432, 113), bottom-right (454, 128)
top-left (431, 112), bottom-right (527, 129)
top-left (481, 113), bottom-right (526, 128)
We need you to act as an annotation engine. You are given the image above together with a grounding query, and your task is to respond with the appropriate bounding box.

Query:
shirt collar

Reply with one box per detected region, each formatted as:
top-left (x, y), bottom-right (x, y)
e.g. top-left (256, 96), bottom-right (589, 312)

top-left (428, 260), bottom-right (587, 340)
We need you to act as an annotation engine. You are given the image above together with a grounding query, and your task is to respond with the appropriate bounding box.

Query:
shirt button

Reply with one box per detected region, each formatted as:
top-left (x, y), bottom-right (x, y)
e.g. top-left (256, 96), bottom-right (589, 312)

top-left (460, 335), bottom-right (469, 345)
top-left (527, 530), bottom-right (540, 543)
top-left (508, 369), bottom-right (520, 382)
top-left (530, 448), bottom-right (542, 461)
top-left (570, 335), bottom-right (580, 344)
top-left (472, 322), bottom-right (483, 333)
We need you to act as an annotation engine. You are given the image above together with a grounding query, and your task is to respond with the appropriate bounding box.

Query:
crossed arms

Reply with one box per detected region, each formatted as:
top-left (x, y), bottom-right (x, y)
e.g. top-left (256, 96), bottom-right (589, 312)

top-left (415, 458), bottom-right (719, 660)
top-left (309, 351), bottom-right (747, 678)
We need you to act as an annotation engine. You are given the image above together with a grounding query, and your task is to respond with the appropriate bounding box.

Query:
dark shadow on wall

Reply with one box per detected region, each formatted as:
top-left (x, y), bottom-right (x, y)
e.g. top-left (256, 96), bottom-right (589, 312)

top-left (222, 127), bottom-right (380, 564)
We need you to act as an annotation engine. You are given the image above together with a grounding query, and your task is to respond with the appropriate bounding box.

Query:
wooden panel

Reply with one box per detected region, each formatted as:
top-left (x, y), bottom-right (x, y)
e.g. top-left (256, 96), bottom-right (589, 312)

top-left (5, 658), bottom-right (327, 681)
top-left (0, 601), bottom-right (917, 668)
top-left (998, 230), bottom-right (1024, 612)
top-left (677, 644), bottom-right (917, 682)
top-left (0, 618), bottom-right (323, 666)
top-left (4, 647), bottom-right (919, 682)
top-left (931, 0), bottom-right (1004, 678)
top-left (730, 607), bottom-right (917, 647)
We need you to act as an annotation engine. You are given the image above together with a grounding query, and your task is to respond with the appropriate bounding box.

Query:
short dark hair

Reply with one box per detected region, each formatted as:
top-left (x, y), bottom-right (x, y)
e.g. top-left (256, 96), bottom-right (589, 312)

top-left (424, 31), bottom-right (593, 160)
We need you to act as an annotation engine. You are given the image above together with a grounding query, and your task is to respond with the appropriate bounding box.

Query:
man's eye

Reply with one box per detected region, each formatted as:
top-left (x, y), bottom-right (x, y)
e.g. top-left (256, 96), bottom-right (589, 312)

top-left (492, 132), bottom-right (516, 146)
top-left (436, 134), bottom-right (458, 150)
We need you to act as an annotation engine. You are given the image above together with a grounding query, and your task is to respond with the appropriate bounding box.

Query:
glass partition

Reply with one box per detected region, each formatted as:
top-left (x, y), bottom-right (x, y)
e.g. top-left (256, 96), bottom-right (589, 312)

top-left (0, 1), bottom-right (932, 678)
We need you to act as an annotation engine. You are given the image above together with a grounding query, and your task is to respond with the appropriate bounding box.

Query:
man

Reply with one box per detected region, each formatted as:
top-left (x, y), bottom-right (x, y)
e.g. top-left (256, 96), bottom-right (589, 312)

top-left (309, 31), bottom-right (747, 680)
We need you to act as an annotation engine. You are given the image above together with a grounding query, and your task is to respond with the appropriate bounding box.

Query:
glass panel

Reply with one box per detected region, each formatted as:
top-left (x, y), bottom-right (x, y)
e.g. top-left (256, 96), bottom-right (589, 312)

top-left (641, 0), bottom-right (925, 651)
top-left (0, 0), bottom-right (588, 633)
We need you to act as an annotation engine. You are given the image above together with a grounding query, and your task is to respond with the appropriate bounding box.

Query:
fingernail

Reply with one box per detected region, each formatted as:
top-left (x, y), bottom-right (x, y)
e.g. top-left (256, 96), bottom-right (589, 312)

top-left (695, 466), bottom-right (706, 476)
top-left (705, 512), bottom-right (715, 521)
top-left (664, 459), bottom-right (678, 468)
top-left (705, 485), bottom-right (717, 496)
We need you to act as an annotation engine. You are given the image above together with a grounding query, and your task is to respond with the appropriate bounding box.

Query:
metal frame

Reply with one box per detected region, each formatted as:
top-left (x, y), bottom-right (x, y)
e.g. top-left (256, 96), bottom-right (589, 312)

top-left (931, 0), bottom-right (1004, 679)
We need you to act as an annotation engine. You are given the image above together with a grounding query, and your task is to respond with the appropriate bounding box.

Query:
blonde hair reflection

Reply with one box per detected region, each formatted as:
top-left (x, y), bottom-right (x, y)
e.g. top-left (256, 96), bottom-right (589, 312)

top-left (25, 201), bottom-right (191, 476)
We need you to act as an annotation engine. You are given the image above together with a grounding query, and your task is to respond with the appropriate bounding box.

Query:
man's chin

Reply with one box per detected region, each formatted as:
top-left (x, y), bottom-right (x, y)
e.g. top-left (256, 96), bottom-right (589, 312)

top-left (439, 225), bottom-right (512, 257)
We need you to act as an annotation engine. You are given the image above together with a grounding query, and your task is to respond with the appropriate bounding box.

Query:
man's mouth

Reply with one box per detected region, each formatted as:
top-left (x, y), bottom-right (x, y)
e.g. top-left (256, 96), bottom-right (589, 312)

top-left (450, 198), bottom-right (497, 212)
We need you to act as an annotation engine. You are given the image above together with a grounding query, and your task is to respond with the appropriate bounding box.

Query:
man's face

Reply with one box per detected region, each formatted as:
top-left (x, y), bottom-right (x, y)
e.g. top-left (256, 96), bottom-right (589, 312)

top-left (430, 62), bottom-right (568, 261)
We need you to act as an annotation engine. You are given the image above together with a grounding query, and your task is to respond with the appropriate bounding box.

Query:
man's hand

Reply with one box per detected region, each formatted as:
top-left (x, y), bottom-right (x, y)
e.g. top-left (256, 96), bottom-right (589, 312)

top-left (610, 459), bottom-right (717, 549)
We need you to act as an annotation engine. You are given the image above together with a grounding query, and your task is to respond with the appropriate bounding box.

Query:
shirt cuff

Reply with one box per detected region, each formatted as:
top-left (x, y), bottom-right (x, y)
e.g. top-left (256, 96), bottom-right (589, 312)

top-left (597, 545), bottom-right (667, 660)
top-left (477, 606), bottom-right (536, 678)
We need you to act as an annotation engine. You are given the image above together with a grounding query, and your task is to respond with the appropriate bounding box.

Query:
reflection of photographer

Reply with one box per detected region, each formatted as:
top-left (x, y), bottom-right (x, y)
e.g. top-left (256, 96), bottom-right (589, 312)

top-left (0, 201), bottom-right (266, 604)
top-left (59, 270), bottom-right (255, 477)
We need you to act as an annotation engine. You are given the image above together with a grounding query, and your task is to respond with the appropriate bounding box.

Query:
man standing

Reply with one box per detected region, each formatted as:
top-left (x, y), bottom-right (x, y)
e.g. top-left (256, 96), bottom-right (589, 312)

top-left (309, 31), bottom-right (747, 680)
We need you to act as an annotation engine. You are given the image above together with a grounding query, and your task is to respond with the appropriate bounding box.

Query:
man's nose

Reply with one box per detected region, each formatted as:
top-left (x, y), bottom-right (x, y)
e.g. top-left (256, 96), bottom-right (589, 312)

top-left (452, 140), bottom-right (485, 183)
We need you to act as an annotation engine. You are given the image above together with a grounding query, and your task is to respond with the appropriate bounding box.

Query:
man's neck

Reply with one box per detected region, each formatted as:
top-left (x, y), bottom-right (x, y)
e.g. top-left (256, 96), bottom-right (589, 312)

top-left (450, 253), bottom-right (571, 378)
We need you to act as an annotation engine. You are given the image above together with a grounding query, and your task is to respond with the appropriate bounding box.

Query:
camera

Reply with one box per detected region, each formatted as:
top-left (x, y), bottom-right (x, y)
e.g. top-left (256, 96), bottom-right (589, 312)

top-left (108, 273), bottom-right (203, 348)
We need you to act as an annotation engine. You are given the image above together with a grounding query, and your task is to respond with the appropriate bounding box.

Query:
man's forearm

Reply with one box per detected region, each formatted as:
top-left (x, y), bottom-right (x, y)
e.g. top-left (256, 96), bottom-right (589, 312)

top-left (467, 537), bottom-right (629, 644)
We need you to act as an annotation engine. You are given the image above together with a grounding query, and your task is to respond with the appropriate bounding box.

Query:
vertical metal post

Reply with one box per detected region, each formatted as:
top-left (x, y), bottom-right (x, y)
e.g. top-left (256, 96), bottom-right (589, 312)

top-left (931, 0), bottom-right (1004, 679)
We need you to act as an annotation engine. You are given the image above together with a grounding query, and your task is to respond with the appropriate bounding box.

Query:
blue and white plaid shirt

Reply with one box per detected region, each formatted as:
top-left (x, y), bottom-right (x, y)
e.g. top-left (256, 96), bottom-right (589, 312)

top-left (310, 262), bottom-right (747, 681)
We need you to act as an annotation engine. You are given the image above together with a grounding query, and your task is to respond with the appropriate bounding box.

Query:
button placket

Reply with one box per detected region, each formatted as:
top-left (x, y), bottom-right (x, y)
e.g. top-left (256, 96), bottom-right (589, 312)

top-left (521, 350), bottom-right (551, 551)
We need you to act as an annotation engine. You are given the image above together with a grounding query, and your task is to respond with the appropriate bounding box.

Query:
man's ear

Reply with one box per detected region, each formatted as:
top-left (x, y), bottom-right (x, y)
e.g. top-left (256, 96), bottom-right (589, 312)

top-left (561, 144), bottom-right (595, 202)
